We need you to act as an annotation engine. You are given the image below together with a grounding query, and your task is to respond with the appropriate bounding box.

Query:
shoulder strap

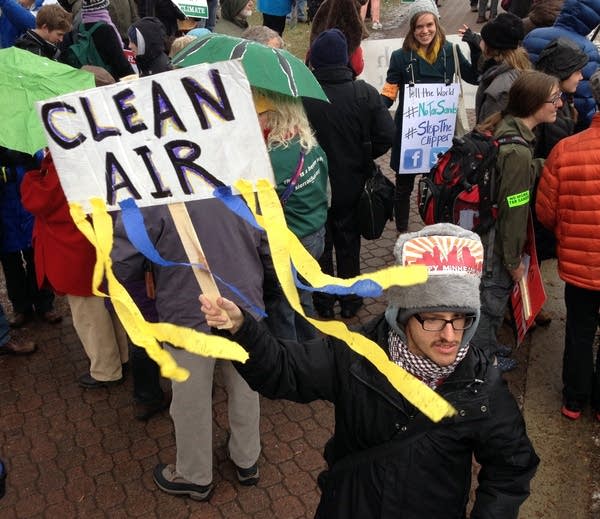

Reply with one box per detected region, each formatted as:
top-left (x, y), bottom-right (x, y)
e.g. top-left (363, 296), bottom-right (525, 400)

top-left (353, 81), bottom-right (375, 176)
top-left (279, 149), bottom-right (305, 205)
top-left (79, 22), bottom-right (104, 37)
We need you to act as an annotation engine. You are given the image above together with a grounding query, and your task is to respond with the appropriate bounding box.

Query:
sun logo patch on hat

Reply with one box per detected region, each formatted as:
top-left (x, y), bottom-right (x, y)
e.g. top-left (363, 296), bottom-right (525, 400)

top-left (400, 235), bottom-right (483, 277)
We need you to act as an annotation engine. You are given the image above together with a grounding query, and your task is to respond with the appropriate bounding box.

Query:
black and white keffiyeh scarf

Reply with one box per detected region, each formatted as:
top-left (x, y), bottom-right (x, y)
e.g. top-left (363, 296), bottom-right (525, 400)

top-left (388, 329), bottom-right (469, 388)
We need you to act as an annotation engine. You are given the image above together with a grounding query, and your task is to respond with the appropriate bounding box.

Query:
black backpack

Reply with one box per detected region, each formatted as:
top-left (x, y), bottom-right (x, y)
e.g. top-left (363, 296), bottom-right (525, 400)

top-left (417, 129), bottom-right (528, 235)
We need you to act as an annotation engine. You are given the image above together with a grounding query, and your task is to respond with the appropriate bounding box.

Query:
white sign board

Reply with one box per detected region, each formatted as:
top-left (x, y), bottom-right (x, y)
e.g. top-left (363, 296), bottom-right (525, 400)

top-left (37, 60), bottom-right (273, 213)
top-left (398, 82), bottom-right (459, 174)
top-left (358, 35), bottom-right (476, 112)
top-left (172, 0), bottom-right (208, 18)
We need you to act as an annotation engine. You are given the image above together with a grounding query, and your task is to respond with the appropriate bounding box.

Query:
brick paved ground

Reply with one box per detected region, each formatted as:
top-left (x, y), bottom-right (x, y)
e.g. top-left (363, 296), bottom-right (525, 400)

top-left (0, 1), bottom-right (532, 517)
top-left (0, 203), bottom-right (401, 519)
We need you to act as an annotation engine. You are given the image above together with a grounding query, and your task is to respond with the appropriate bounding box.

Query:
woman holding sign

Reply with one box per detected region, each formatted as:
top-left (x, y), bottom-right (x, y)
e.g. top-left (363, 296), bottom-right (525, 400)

top-left (380, 0), bottom-right (480, 233)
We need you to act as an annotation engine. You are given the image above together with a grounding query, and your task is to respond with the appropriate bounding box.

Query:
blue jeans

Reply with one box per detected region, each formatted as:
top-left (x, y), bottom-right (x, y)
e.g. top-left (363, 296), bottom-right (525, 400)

top-left (0, 304), bottom-right (10, 348)
top-left (264, 227), bottom-right (325, 342)
top-left (197, 0), bottom-right (218, 31)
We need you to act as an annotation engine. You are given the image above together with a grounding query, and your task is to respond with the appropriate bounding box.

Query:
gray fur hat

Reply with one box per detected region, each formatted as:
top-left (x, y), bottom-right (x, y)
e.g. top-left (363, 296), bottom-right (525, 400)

top-left (385, 223), bottom-right (483, 345)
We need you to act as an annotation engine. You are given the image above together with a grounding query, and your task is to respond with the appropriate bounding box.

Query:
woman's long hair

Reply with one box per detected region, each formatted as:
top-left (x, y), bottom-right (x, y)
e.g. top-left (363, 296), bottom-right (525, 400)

top-left (484, 46), bottom-right (532, 72)
top-left (402, 13), bottom-right (446, 55)
top-left (256, 90), bottom-right (317, 151)
top-left (477, 70), bottom-right (559, 132)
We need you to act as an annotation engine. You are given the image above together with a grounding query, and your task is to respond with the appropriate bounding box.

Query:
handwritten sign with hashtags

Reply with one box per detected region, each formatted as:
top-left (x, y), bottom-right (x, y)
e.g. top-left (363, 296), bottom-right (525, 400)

top-left (398, 82), bottom-right (459, 174)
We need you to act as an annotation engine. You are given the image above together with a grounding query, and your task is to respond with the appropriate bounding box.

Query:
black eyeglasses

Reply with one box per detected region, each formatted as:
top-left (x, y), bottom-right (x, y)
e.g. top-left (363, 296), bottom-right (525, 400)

top-left (413, 314), bottom-right (476, 332)
top-left (545, 91), bottom-right (563, 106)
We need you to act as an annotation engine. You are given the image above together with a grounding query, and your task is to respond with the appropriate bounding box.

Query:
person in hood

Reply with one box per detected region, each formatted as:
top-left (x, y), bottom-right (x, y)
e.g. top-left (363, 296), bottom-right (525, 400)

top-left (215, 0), bottom-right (253, 37)
top-left (14, 4), bottom-right (72, 60)
top-left (127, 16), bottom-right (171, 76)
top-left (523, 0), bottom-right (600, 131)
top-left (534, 37), bottom-right (588, 158)
top-left (472, 12), bottom-right (531, 124)
top-left (199, 223), bottom-right (539, 519)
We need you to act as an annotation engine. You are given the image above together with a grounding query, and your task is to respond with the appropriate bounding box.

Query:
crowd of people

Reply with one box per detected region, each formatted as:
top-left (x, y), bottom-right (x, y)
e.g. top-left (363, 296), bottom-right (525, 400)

top-left (2, 0), bottom-right (600, 515)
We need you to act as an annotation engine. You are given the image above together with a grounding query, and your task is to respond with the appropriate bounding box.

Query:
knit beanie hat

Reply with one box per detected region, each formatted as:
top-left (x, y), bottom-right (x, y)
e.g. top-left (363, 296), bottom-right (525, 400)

top-left (309, 29), bottom-right (349, 69)
top-left (221, 0), bottom-right (250, 22)
top-left (385, 224), bottom-right (483, 347)
top-left (481, 12), bottom-right (524, 50)
top-left (81, 0), bottom-right (110, 12)
top-left (408, 0), bottom-right (439, 22)
top-left (535, 37), bottom-right (588, 81)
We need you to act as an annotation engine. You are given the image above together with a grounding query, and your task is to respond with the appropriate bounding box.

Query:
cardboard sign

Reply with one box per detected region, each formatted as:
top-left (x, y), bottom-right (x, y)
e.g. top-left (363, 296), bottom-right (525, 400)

top-left (36, 60), bottom-right (273, 213)
top-left (171, 0), bottom-right (208, 18)
top-left (511, 217), bottom-right (547, 345)
top-left (398, 82), bottom-right (459, 174)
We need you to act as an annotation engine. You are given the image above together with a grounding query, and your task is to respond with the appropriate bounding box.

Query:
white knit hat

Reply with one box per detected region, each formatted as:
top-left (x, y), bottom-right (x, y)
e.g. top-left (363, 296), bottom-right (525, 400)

top-left (408, 0), bottom-right (439, 22)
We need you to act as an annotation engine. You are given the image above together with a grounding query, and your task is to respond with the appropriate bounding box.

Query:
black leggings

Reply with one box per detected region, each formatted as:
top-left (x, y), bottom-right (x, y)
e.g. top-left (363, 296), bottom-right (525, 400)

top-left (262, 13), bottom-right (287, 35)
top-left (394, 173), bottom-right (417, 233)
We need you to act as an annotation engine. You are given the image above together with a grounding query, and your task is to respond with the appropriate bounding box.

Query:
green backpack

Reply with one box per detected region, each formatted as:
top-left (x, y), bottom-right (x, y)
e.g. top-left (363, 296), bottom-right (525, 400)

top-left (62, 23), bottom-right (113, 76)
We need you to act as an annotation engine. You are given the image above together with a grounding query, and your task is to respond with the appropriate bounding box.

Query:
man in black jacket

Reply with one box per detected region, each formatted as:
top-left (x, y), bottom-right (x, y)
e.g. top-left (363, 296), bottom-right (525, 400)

top-left (14, 3), bottom-right (72, 59)
top-left (304, 29), bottom-right (395, 319)
top-left (200, 223), bottom-right (539, 519)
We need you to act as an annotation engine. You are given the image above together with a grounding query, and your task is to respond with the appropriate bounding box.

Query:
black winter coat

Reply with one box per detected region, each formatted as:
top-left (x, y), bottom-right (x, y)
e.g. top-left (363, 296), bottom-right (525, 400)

top-left (303, 66), bottom-right (395, 210)
top-left (14, 30), bottom-right (59, 60)
top-left (231, 314), bottom-right (539, 519)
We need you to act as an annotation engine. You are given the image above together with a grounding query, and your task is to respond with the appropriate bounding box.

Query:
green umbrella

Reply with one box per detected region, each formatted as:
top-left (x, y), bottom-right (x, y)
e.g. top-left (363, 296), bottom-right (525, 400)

top-left (171, 33), bottom-right (328, 102)
top-left (0, 47), bottom-right (95, 155)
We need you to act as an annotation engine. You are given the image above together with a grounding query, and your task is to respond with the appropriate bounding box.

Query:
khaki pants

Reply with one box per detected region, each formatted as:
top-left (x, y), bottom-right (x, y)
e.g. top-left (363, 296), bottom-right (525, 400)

top-left (169, 346), bottom-right (261, 485)
top-left (67, 295), bottom-right (128, 381)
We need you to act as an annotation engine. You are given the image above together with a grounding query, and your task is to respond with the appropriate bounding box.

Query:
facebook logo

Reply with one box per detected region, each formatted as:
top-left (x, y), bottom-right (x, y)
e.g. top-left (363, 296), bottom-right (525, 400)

top-left (403, 148), bottom-right (423, 170)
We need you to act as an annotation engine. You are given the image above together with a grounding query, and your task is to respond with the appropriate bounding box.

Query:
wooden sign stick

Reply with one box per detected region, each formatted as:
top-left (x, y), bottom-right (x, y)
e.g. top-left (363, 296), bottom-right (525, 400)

top-left (167, 202), bottom-right (232, 329)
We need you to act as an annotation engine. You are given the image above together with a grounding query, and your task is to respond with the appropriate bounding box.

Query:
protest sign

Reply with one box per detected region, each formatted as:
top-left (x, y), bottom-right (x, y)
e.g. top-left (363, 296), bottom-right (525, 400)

top-left (171, 0), bottom-right (208, 18)
top-left (511, 217), bottom-right (547, 346)
top-left (398, 82), bottom-right (459, 174)
top-left (37, 60), bottom-right (272, 214)
top-left (38, 59), bottom-right (271, 327)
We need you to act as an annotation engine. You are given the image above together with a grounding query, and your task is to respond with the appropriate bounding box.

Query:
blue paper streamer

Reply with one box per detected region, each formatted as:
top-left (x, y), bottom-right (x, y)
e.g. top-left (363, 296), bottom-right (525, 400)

top-left (118, 198), bottom-right (267, 318)
top-left (213, 188), bottom-right (384, 298)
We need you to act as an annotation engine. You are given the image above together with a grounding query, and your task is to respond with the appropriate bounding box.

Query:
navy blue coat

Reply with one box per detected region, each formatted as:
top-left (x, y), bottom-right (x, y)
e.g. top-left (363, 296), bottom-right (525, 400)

top-left (523, 0), bottom-right (600, 131)
top-left (0, 148), bottom-right (41, 253)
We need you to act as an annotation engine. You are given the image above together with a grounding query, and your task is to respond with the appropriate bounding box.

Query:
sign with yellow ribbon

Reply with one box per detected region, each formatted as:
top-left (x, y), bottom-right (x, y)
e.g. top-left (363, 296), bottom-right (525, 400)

top-left (38, 61), bottom-right (456, 421)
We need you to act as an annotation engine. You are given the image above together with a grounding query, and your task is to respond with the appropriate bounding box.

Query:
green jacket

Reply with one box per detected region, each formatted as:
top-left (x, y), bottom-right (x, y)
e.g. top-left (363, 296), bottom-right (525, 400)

top-left (269, 137), bottom-right (329, 239)
top-left (493, 115), bottom-right (543, 270)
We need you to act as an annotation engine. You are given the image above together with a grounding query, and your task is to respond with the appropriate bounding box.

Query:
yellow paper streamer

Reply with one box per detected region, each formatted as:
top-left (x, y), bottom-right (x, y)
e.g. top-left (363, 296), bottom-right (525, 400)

top-left (235, 179), bottom-right (456, 422)
top-left (68, 198), bottom-right (249, 382)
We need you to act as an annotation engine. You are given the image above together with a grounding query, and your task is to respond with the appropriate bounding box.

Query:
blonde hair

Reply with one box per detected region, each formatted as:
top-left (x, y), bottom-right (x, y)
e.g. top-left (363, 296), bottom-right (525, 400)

top-left (169, 35), bottom-right (196, 58)
top-left (254, 89), bottom-right (316, 151)
top-left (484, 46), bottom-right (532, 71)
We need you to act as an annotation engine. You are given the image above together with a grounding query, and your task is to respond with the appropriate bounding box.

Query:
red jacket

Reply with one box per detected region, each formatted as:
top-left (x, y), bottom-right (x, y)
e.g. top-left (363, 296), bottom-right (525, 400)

top-left (20, 155), bottom-right (97, 296)
top-left (535, 113), bottom-right (600, 290)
